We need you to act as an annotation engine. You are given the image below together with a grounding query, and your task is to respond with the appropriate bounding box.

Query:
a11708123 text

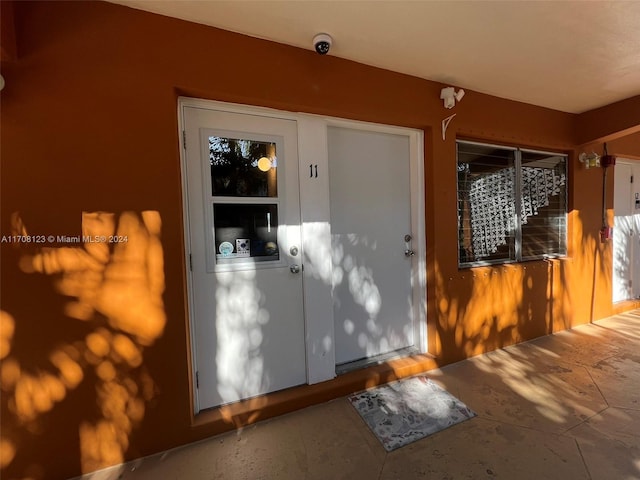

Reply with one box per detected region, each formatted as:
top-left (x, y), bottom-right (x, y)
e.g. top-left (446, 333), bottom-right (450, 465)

top-left (1, 235), bottom-right (129, 244)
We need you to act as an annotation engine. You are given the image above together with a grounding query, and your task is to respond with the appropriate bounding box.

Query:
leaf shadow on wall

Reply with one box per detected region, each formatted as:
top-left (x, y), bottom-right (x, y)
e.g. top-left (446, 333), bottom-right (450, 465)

top-left (433, 209), bottom-right (612, 366)
top-left (1, 211), bottom-right (166, 478)
top-left (422, 210), bottom-right (637, 478)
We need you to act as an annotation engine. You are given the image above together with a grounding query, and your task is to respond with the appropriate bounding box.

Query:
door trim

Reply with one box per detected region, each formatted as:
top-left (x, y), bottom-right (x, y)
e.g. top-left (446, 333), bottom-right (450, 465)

top-left (178, 100), bottom-right (200, 413)
top-left (178, 98), bottom-right (426, 414)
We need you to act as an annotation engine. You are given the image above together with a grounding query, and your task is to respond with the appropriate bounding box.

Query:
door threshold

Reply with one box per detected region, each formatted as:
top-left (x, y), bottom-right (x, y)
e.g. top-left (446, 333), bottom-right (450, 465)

top-left (336, 346), bottom-right (420, 375)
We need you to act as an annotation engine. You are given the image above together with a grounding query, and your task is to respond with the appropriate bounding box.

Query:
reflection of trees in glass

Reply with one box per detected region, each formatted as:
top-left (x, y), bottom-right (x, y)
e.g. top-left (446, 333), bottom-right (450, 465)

top-left (209, 137), bottom-right (273, 197)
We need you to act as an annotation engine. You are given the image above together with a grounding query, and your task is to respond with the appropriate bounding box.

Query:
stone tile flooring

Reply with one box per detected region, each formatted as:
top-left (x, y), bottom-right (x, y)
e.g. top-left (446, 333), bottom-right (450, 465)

top-left (80, 311), bottom-right (640, 480)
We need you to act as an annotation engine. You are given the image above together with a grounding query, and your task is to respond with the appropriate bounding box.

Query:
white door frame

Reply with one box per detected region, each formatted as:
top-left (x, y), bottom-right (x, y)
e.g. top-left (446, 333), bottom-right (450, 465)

top-left (178, 98), bottom-right (426, 413)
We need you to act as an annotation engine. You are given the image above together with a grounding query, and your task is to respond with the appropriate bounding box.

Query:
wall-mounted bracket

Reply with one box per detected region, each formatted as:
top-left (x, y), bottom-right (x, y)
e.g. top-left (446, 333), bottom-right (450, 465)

top-left (442, 113), bottom-right (457, 141)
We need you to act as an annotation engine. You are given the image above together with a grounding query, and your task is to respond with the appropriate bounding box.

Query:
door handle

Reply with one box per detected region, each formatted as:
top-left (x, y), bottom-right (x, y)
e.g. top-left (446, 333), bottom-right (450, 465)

top-left (290, 264), bottom-right (301, 274)
top-left (404, 249), bottom-right (415, 257)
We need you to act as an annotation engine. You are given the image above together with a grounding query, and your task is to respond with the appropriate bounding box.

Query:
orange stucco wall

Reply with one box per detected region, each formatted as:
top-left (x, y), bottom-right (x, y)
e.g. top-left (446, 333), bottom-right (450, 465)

top-left (1, 2), bottom-right (639, 478)
top-left (0, 0), bottom-right (16, 62)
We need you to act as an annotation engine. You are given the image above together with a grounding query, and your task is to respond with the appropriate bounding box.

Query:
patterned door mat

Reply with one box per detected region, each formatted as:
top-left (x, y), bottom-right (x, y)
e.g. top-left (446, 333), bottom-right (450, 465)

top-left (348, 375), bottom-right (476, 451)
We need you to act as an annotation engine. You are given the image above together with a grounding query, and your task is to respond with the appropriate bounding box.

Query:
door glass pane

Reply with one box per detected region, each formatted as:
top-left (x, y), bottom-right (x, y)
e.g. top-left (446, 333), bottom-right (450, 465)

top-left (209, 136), bottom-right (277, 197)
top-left (213, 204), bottom-right (279, 262)
top-left (457, 142), bottom-right (517, 265)
top-left (520, 152), bottom-right (567, 258)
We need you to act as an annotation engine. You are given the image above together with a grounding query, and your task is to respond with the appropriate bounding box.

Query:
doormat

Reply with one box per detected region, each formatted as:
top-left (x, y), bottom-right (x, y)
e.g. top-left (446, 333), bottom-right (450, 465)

top-left (348, 375), bottom-right (476, 452)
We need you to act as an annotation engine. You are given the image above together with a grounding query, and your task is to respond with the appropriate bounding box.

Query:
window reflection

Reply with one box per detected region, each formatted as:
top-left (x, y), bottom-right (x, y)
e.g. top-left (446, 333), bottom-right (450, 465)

top-left (209, 137), bottom-right (277, 197)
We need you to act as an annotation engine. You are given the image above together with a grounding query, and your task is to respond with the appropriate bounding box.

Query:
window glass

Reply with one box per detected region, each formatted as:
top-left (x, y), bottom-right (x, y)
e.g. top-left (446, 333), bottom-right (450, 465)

top-left (457, 143), bottom-right (517, 265)
top-left (520, 152), bottom-right (567, 258)
top-left (457, 141), bottom-right (567, 267)
top-left (213, 204), bottom-right (279, 262)
top-left (209, 136), bottom-right (277, 197)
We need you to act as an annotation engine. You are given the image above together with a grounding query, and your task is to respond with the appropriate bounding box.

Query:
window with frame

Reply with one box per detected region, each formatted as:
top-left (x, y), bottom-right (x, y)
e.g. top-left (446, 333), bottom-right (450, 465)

top-left (457, 140), bottom-right (567, 267)
top-left (208, 135), bottom-right (281, 266)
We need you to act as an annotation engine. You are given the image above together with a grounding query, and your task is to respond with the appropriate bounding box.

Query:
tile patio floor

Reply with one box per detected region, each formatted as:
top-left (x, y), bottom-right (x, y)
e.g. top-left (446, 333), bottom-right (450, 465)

top-left (83, 311), bottom-right (640, 480)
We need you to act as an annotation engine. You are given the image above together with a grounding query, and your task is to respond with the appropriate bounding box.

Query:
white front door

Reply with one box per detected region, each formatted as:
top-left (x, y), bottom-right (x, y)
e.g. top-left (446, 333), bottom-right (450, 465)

top-left (183, 106), bottom-right (306, 410)
top-left (613, 160), bottom-right (640, 302)
top-left (328, 126), bottom-right (416, 365)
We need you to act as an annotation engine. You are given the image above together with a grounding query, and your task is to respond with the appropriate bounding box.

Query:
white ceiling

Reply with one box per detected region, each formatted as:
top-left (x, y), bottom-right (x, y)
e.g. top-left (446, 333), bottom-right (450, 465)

top-left (109, 0), bottom-right (640, 114)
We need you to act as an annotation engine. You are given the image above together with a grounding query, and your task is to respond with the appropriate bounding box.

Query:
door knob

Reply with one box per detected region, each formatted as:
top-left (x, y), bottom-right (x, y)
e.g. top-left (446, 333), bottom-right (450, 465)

top-left (290, 264), bottom-right (301, 274)
top-left (404, 249), bottom-right (415, 257)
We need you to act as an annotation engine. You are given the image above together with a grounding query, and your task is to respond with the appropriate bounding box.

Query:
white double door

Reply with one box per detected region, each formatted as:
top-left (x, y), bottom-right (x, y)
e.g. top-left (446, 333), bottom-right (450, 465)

top-left (182, 102), bottom-right (420, 411)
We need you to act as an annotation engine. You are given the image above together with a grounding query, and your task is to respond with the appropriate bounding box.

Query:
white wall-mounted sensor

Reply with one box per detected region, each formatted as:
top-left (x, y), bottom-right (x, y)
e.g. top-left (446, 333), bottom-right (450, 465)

top-left (440, 86), bottom-right (465, 109)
